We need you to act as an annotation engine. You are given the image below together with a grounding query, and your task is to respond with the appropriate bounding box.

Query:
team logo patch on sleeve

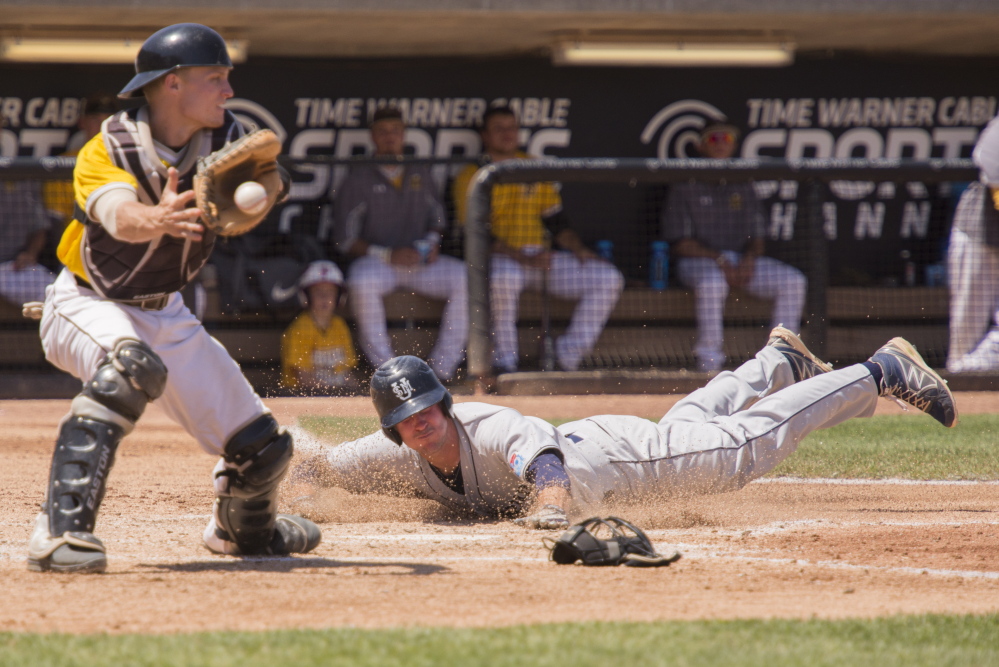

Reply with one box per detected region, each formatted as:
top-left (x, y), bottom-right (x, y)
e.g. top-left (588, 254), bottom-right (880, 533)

top-left (509, 453), bottom-right (525, 476)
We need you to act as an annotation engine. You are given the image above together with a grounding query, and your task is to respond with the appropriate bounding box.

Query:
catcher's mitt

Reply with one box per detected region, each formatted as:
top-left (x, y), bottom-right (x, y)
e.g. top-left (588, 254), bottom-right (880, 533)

top-left (547, 516), bottom-right (681, 567)
top-left (194, 129), bottom-right (284, 236)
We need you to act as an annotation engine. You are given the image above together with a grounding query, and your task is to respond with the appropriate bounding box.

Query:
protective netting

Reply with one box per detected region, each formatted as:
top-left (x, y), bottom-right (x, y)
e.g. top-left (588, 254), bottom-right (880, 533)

top-left (0, 157), bottom-right (981, 386)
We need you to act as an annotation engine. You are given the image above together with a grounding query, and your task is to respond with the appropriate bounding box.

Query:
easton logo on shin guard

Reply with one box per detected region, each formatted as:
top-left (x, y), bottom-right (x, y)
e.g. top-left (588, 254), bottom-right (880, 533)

top-left (86, 443), bottom-right (113, 511)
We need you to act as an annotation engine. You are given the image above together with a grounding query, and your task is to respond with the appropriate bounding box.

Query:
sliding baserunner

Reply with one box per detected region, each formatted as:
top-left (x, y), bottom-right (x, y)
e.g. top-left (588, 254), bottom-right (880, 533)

top-left (293, 329), bottom-right (956, 529)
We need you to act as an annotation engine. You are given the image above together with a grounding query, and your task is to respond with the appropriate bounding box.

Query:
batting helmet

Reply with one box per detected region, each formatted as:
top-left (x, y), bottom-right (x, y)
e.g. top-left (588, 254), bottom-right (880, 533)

top-left (370, 356), bottom-right (453, 445)
top-left (297, 260), bottom-right (345, 307)
top-left (119, 23), bottom-right (233, 99)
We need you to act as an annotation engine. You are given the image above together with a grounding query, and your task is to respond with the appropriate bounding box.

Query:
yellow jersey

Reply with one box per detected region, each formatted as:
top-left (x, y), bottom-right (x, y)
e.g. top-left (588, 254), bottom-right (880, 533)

top-left (280, 312), bottom-right (357, 389)
top-left (452, 153), bottom-right (562, 250)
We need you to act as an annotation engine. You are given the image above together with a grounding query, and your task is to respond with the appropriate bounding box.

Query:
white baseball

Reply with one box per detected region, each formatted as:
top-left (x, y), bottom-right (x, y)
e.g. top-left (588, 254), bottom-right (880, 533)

top-left (234, 181), bottom-right (268, 215)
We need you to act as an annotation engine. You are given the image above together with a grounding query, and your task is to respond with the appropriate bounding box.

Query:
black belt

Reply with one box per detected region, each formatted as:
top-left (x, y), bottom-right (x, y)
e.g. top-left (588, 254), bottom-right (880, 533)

top-left (74, 275), bottom-right (170, 311)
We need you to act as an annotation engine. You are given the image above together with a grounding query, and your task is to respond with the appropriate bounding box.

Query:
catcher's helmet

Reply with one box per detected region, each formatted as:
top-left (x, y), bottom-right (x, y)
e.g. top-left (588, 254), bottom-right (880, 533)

top-left (370, 356), bottom-right (452, 445)
top-left (297, 260), bottom-right (346, 308)
top-left (119, 23), bottom-right (233, 99)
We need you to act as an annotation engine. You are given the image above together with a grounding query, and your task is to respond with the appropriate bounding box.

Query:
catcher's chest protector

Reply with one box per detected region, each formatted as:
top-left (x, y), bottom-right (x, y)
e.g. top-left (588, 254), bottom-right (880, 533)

top-left (81, 109), bottom-right (243, 300)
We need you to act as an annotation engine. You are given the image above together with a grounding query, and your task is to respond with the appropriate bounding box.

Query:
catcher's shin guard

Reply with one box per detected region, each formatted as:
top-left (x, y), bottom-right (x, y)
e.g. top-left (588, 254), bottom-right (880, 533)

top-left (204, 414), bottom-right (321, 556)
top-left (28, 339), bottom-right (167, 573)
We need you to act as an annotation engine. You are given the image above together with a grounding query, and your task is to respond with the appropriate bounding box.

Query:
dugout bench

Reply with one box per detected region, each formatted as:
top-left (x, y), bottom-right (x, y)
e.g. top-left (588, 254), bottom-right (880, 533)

top-left (0, 284), bottom-right (951, 396)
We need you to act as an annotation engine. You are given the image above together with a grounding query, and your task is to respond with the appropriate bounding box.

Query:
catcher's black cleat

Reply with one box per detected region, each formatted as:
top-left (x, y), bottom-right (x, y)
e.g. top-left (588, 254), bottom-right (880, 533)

top-left (767, 326), bottom-right (832, 383)
top-left (268, 514), bottom-right (322, 555)
top-left (869, 337), bottom-right (958, 428)
top-left (28, 543), bottom-right (107, 574)
top-left (27, 513), bottom-right (108, 574)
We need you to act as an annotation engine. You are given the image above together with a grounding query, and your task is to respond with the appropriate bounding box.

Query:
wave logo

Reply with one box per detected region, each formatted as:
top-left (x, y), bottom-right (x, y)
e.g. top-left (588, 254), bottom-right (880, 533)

top-left (640, 100), bottom-right (727, 158)
top-left (224, 98), bottom-right (288, 145)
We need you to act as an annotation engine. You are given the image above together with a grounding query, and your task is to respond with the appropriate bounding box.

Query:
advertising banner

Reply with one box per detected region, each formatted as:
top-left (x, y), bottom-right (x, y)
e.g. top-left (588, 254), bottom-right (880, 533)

top-left (1, 54), bottom-right (993, 282)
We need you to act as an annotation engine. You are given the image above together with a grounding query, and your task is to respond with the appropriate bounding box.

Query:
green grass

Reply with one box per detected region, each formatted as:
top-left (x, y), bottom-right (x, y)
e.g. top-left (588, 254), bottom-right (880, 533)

top-left (772, 413), bottom-right (999, 480)
top-left (297, 413), bottom-right (999, 481)
top-left (11, 416), bottom-right (998, 663)
top-left (298, 415), bottom-right (380, 443)
top-left (3, 615), bottom-right (997, 666)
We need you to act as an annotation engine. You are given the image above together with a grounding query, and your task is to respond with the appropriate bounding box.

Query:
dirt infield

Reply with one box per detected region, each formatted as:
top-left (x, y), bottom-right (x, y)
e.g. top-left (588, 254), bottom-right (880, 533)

top-left (1, 394), bottom-right (997, 634)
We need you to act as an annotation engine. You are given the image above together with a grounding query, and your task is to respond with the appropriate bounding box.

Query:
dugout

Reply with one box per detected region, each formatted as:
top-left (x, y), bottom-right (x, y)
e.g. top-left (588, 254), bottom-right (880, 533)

top-left (0, 154), bottom-right (988, 397)
top-left (3, 1), bottom-right (999, 395)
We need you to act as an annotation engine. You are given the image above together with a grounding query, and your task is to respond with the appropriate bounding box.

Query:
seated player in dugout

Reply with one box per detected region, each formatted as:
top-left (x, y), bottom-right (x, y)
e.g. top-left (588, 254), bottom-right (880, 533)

top-left (660, 122), bottom-right (807, 373)
top-left (451, 105), bottom-right (623, 373)
top-left (0, 122), bottom-right (55, 306)
top-left (332, 105), bottom-right (467, 383)
top-left (290, 329), bottom-right (956, 530)
top-left (281, 260), bottom-right (360, 395)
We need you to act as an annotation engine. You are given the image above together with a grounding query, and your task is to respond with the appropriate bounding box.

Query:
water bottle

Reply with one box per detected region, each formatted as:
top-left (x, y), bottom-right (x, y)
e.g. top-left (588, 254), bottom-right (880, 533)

top-left (650, 241), bottom-right (668, 290)
top-left (596, 240), bottom-right (614, 263)
top-left (925, 263), bottom-right (946, 287)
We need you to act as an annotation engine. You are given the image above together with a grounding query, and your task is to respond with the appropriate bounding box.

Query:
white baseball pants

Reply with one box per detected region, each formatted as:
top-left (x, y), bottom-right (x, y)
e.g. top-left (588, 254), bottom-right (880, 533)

top-left (657, 347), bottom-right (878, 494)
top-left (40, 269), bottom-right (266, 455)
top-left (348, 255), bottom-right (468, 380)
top-left (677, 253), bottom-right (806, 371)
top-left (490, 251), bottom-right (624, 372)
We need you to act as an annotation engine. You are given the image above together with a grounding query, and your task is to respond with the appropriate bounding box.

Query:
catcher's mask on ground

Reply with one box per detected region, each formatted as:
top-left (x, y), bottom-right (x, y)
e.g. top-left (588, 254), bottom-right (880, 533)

top-left (297, 260), bottom-right (346, 308)
top-left (370, 356), bottom-right (453, 445)
top-left (119, 23), bottom-right (234, 99)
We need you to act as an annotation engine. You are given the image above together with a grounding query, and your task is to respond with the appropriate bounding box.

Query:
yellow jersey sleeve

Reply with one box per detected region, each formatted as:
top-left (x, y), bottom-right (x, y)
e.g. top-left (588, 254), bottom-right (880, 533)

top-left (73, 133), bottom-right (137, 213)
top-left (537, 182), bottom-right (562, 217)
top-left (56, 134), bottom-right (139, 276)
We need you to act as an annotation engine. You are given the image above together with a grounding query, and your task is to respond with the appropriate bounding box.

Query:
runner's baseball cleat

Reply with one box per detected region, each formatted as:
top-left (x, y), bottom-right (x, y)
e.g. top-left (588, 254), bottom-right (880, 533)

top-left (767, 326), bottom-right (833, 382)
top-left (869, 337), bottom-right (958, 428)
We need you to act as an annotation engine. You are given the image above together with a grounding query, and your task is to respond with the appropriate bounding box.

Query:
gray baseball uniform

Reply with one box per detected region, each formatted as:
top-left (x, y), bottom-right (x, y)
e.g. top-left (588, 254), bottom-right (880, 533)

top-left (333, 164), bottom-right (445, 251)
top-left (319, 347), bottom-right (879, 515)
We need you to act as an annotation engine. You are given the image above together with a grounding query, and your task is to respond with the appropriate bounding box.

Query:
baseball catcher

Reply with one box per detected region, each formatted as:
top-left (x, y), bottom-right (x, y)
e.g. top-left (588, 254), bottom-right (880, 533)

top-left (290, 328), bottom-right (955, 530)
top-left (27, 23), bottom-right (319, 574)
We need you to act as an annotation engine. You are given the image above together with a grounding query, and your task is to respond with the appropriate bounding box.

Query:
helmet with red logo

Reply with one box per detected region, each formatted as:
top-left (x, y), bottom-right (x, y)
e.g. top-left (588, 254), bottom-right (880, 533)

top-left (297, 260), bottom-right (345, 307)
